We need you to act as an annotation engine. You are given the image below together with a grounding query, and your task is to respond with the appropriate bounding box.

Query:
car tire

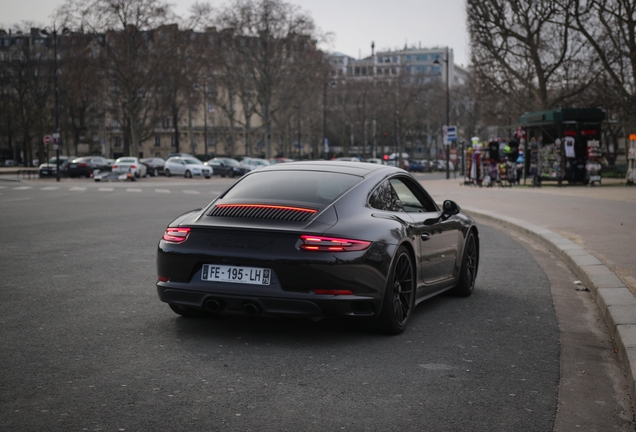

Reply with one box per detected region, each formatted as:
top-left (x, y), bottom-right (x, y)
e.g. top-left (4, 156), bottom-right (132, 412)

top-left (185, 170), bottom-right (192, 179)
top-left (448, 231), bottom-right (478, 297)
top-left (221, 173), bottom-right (226, 178)
top-left (205, 175), bottom-right (211, 179)
top-left (376, 245), bottom-right (415, 335)
top-left (169, 303), bottom-right (208, 318)
top-left (165, 169), bottom-right (171, 177)
top-left (229, 170), bottom-right (235, 178)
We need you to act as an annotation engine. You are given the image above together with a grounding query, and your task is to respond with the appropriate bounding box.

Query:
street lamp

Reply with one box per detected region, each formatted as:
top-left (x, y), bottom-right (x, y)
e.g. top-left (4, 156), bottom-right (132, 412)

top-left (40, 24), bottom-right (70, 182)
top-left (434, 46), bottom-right (450, 180)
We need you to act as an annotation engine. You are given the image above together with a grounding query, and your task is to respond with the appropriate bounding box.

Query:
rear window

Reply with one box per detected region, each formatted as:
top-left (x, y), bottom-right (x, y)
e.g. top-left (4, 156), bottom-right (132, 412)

top-left (221, 170), bottom-right (362, 205)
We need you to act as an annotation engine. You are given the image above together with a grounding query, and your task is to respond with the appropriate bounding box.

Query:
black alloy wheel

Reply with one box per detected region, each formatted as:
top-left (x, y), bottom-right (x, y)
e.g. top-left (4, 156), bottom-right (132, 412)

top-left (377, 246), bottom-right (415, 334)
top-left (450, 231), bottom-right (478, 297)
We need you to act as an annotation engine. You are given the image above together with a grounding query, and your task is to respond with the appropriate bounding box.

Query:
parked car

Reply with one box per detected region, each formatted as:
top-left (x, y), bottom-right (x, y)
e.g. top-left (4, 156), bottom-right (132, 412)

top-left (140, 157), bottom-right (165, 177)
top-left (156, 161), bottom-right (479, 335)
top-left (239, 157), bottom-right (270, 172)
top-left (165, 152), bottom-right (192, 159)
top-left (335, 157), bottom-right (360, 162)
top-left (408, 161), bottom-right (427, 172)
top-left (386, 153), bottom-right (410, 170)
top-left (436, 160), bottom-right (455, 171)
top-left (38, 156), bottom-right (74, 178)
top-left (269, 157), bottom-right (294, 164)
top-left (111, 157), bottom-right (147, 179)
top-left (66, 156), bottom-right (112, 178)
top-left (365, 158), bottom-right (384, 165)
top-left (164, 156), bottom-right (211, 178)
top-left (206, 157), bottom-right (250, 178)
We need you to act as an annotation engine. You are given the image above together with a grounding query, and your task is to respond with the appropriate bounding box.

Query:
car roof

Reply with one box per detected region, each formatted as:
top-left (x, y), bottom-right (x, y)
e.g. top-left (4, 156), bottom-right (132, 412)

top-left (254, 160), bottom-right (398, 176)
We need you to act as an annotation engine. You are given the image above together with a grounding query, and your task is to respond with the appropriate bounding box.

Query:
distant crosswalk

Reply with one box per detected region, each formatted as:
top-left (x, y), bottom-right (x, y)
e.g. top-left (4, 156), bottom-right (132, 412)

top-left (0, 184), bottom-right (219, 196)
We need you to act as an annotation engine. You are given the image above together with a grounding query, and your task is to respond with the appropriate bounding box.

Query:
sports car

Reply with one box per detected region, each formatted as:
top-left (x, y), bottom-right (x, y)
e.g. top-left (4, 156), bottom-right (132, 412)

top-left (156, 161), bottom-right (479, 334)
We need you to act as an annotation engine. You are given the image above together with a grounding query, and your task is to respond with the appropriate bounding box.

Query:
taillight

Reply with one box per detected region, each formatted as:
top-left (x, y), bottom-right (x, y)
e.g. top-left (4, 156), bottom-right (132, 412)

top-left (314, 289), bottom-right (354, 295)
top-left (299, 235), bottom-right (371, 252)
top-left (162, 227), bottom-right (191, 243)
top-left (157, 276), bottom-right (169, 282)
top-left (78, 163), bottom-right (88, 167)
top-left (112, 165), bottom-right (118, 169)
top-left (131, 165), bottom-right (137, 169)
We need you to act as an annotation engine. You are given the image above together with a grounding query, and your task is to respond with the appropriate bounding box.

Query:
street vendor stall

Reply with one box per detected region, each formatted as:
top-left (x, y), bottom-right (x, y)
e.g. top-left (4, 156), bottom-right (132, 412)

top-left (519, 108), bottom-right (606, 186)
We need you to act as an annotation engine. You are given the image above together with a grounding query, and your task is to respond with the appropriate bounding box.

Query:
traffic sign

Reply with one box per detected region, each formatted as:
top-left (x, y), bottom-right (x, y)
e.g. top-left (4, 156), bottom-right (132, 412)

top-left (43, 135), bottom-right (51, 145)
top-left (443, 126), bottom-right (457, 145)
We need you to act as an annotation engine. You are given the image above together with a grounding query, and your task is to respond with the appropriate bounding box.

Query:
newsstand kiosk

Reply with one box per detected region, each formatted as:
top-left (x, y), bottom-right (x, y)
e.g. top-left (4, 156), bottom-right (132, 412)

top-left (518, 108), bottom-right (606, 186)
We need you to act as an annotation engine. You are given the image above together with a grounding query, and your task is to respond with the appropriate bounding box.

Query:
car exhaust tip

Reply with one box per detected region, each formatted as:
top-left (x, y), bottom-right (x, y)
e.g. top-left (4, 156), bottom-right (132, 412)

top-left (204, 299), bottom-right (223, 313)
top-left (242, 303), bottom-right (260, 316)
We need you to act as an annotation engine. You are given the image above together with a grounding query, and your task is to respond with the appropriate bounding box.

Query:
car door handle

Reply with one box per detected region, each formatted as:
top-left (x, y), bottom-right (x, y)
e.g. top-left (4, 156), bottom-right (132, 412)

top-left (421, 233), bottom-right (431, 241)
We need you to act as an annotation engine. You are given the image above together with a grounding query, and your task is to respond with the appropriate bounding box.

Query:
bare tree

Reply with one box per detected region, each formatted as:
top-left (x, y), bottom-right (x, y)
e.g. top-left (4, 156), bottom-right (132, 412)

top-left (56, 0), bottom-right (174, 157)
top-left (214, 0), bottom-right (323, 159)
top-left (58, 31), bottom-right (106, 155)
top-left (3, 30), bottom-right (52, 165)
top-left (467, 0), bottom-right (596, 112)
top-left (571, 0), bottom-right (636, 163)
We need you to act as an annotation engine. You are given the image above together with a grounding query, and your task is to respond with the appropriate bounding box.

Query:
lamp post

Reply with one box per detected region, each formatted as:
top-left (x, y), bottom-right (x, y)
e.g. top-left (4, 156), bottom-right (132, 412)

top-left (295, 105), bottom-right (301, 160)
top-left (40, 24), bottom-right (70, 182)
top-left (434, 46), bottom-right (450, 179)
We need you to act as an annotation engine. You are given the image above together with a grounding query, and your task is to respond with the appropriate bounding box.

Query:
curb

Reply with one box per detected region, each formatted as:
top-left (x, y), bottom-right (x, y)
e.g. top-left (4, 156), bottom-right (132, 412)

top-left (464, 207), bottom-right (636, 405)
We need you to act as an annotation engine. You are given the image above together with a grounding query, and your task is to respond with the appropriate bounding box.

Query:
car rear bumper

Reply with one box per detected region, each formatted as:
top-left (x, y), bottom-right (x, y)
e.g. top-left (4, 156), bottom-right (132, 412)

top-left (157, 284), bottom-right (379, 318)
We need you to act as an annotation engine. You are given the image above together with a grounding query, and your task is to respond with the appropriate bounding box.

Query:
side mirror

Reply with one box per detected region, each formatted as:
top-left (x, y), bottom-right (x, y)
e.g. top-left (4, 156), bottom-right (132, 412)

top-left (424, 200), bottom-right (461, 225)
top-left (442, 200), bottom-right (461, 217)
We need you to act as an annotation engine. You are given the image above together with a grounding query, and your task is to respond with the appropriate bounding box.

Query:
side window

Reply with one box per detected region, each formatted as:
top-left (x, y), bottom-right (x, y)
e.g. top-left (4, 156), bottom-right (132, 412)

top-left (389, 178), bottom-right (438, 213)
top-left (368, 180), bottom-right (404, 212)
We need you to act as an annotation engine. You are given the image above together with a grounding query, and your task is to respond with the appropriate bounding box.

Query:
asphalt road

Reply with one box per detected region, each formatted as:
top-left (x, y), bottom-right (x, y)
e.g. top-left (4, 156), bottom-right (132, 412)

top-left (0, 177), bottom-right (631, 431)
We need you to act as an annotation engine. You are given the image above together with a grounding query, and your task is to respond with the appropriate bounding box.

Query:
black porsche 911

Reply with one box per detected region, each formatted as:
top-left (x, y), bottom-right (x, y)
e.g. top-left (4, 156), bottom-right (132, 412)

top-left (156, 161), bottom-right (479, 334)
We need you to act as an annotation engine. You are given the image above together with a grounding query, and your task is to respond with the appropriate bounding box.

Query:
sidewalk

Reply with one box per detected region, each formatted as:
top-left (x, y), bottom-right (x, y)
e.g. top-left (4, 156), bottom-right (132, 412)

top-left (422, 176), bottom-right (636, 406)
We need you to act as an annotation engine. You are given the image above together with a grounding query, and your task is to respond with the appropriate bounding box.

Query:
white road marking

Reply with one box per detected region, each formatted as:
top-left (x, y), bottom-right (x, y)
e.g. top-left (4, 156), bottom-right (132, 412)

top-left (127, 188), bottom-right (142, 193)
top-left (98, 188), bottom-right (114, 192)
top-left (41, 186), bottom-right (60, 190)
top-left (155, 189), bottom-right (170, 193)
top-left (69, 187), bottom-right (87, 191)
top-left (183, 190), bottom-right (200, 194)
top-left (13, 186), bottom-right (33, 190)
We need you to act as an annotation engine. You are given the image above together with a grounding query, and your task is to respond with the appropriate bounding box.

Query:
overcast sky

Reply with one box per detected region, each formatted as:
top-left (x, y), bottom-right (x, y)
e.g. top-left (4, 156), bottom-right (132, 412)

top-left (2, 0), bottom-right (471, 66)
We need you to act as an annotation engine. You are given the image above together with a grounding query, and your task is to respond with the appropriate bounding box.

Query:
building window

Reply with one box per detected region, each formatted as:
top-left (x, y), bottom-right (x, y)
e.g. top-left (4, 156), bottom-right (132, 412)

top-left (171, 136), bottom-right (176, 147)
top-left (154, 136), bottom-right (161, 147)
top-left (162, 118), bottom-right (170, 129)
top-left (114, 137), bottom-right (122, 148)
top-left (207, 100), bottom-right (214, 112)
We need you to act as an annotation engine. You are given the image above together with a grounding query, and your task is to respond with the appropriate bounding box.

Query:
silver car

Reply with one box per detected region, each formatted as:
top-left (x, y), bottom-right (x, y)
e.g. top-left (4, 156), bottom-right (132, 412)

top-left (164, 156), bottom-right (212, 178)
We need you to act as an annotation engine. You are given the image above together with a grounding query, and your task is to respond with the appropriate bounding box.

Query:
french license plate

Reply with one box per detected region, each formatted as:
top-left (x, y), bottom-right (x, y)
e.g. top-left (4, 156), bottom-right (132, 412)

top-left (201, 264), bottom-right (271, 285)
